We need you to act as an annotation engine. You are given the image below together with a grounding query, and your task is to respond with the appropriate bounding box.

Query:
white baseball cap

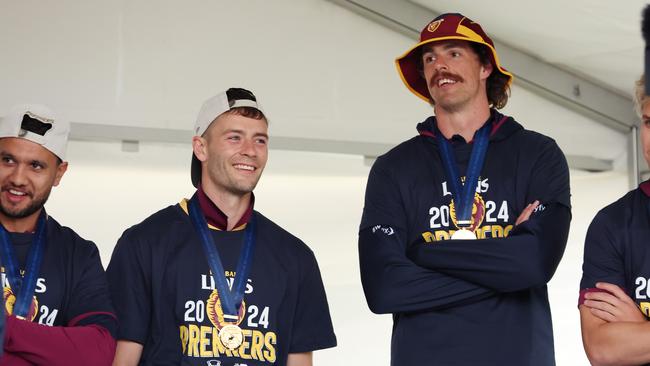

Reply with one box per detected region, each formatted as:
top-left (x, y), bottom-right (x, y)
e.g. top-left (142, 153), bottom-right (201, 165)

top-left (194, 90), bottom-right (263, 137)
top-left (0, 104), bottom-right (69, 160)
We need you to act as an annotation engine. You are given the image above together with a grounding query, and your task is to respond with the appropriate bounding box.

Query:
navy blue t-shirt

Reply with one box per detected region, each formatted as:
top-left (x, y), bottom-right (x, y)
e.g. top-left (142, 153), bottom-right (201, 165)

top-left (359, 111), bottom-right (571, 366)
top-left (107, 199), bottom-right (336, 366)
top-left (1, 216), bottom-right (116, 333)
top-left (580, 181), bottom-right (650, 315)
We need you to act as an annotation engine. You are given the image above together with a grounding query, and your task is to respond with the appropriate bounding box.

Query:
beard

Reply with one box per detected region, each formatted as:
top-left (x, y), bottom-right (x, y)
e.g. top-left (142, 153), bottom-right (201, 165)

top-left (223, 175), bottom-right (262, 196)
top-left (0, 189), bottom-right (50, 219)
top-left (207, 160), bottom-right (264, 197)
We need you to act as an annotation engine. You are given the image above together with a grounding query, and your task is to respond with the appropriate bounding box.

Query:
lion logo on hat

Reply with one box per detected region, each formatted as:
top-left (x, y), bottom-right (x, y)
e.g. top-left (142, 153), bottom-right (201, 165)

top-left (427, 19), bottom-right (444, 33)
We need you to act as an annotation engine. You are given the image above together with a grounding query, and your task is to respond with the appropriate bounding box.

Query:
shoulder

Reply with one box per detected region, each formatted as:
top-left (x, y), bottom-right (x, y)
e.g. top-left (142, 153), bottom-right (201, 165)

top-left (518, 130), bottom-right (561, 153)
top-left (45, 216), bottom-right (100, 255)
top-left (502, 117), bottom-right (561, 152)
top-left (254, 212), bottom-right (316, 259)
top-left (583, 189), bottom-right (643, 261)
top-left (591, 189), bottom-right (642, 228)
top-left (499, 119), bottom-right (568, 174)
top-left (376, 136), bottom-right (422, 165)
top-left (118, 203), bottom-right (187, 242)
top-left (110, 203), bottom-right (190, 271)
top-left (370, 136), bottom-right (425, 179)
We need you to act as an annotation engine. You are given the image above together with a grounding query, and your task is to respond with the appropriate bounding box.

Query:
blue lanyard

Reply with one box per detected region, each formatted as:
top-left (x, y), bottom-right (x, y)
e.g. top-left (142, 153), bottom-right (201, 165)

top-left (0, 211), bottom-right (47, 318)
top-left (436, 123), bottom-right (491, 226)
top-left (188, 196), bottom-right (257, 317)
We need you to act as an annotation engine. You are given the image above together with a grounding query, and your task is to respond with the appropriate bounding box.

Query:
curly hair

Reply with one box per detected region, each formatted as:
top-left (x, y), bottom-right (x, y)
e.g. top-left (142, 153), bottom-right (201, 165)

top-left (469, 43), bottom-right (510, 109)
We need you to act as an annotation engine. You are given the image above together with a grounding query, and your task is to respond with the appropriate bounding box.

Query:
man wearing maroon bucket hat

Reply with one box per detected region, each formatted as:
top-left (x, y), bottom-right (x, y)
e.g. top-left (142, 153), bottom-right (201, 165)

top-left (359, 13), bottom-right (570, 365)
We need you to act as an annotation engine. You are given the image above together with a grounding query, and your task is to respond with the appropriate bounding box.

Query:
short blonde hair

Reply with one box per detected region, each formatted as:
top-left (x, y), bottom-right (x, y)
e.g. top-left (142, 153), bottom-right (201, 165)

top-left (635, 74), bottom-right (649, 118)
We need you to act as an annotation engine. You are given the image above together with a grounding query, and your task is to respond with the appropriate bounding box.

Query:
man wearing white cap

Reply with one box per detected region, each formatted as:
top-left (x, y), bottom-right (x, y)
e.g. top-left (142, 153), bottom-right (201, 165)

top-left (0, 105), bottom-right (117, 365)
top-left (108, 88), bottom-right (336, 365)
top-left (359, 13), bottom-right (571, 365)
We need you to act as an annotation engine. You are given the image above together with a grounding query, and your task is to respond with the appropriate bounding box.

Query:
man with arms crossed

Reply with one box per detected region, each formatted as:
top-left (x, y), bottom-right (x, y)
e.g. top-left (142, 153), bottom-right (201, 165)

top-left (0, 104), bottom-right (117, 365)
top-left (108, 88), bottom-right (336, 366)
top-left (579, 75), bottom-right (650, 366)
top-left (359, 13), bottom-right (571, 365)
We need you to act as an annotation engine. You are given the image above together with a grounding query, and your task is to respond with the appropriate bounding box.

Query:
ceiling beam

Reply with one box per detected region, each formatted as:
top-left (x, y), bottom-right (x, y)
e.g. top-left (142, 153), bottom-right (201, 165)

top-left (326, 0), bottom-right (637, 133)
top-left (69, 122), bottom-right (391, 157)
top-left (70, 122), bottom-right (612, 172)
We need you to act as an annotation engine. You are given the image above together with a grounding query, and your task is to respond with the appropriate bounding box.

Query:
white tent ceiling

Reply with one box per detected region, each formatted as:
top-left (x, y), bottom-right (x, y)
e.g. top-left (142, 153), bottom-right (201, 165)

top-left (414, 0), bottom-right (645, 97)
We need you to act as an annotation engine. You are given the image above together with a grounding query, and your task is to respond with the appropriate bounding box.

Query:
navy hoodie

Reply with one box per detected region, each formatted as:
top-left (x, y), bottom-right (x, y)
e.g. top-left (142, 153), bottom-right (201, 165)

top-left (359, 110), bottom-right (571, 366)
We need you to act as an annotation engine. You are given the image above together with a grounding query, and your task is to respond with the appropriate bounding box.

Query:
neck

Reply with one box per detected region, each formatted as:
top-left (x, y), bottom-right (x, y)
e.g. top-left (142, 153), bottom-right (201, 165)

top-left (201, 185), bottom-right (251, 231)
top-left (0, 210), bottom-right (41, 233)
top-left (435, 105), bottom-right (491, 142)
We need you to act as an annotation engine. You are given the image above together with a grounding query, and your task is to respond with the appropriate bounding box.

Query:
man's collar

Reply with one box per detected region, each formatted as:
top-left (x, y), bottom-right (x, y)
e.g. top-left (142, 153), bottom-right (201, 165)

top-left (196, 185), bottom-right (254, 231)
top-left (640, 180), bottom-right (650, 197)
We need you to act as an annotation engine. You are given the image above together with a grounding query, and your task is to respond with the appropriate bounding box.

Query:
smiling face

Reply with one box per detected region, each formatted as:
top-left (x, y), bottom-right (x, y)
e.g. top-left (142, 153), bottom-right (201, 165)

top-left (193, 112), bottom-right (268, 198)
top-left (0, 137), bottom-right (67, 229)
top-left (421, 40), bottom-right (492, 113)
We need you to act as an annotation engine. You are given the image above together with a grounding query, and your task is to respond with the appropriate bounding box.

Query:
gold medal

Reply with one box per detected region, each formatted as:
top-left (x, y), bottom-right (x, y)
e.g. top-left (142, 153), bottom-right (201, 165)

top-left (451, 228), bottom-right (477, 240)
top-left (219, 324), bottom-right (244, 350)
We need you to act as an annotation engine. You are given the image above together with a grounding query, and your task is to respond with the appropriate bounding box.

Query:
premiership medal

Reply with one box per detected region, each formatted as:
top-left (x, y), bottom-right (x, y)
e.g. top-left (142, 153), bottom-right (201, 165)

top-left (0, 211), bottom-right (47, 319)
top-left (219, 324), bottom-right (244, 350)
top-left (436, 118), bottom-right (501, 239)
top-left (188, 196), bottom-right (257, 351)
top-left (451, 228), bottom-right (477, 240)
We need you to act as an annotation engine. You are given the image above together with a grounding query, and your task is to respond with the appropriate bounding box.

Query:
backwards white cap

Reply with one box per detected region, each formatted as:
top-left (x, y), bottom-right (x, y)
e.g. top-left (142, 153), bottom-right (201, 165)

top-left (0, 104), bottom-right (69, 160)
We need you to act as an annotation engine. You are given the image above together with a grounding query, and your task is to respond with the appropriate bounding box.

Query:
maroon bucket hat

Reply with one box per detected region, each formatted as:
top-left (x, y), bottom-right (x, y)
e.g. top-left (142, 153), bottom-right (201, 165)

top-left (395, 13), bottom-right (513, 102)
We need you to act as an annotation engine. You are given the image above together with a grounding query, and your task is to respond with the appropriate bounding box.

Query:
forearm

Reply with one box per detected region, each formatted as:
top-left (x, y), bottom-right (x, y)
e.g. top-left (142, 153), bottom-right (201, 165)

top-left (112, 340), bottom-right (143, 366)
top-left (287, 352), bottom-right (312, 366)
top-left (359, 227), bottom-right (495, 314)
top-left (409, 203), bottom-right (570, 292)
top-left (580, 306), bottom-right (650, 366)
top-left (4, 316), bottom-right (116, 366)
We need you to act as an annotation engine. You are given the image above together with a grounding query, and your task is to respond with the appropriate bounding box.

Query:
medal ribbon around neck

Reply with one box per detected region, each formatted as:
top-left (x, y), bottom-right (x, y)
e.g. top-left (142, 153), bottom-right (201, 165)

top-left (0, 210), bottom-right (47, 319)
top-left (188, 196), bottom-right (257, 318)
top-left (436, 122), bottom-right (491, 228)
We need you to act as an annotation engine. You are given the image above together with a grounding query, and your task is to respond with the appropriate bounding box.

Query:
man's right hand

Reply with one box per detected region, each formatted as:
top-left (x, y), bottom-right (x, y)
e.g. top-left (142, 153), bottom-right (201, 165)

top-left (515, 200), bottom-right (540, 226)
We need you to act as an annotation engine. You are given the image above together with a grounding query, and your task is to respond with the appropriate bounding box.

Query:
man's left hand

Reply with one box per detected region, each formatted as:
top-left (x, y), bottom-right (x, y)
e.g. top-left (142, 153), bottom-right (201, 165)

top-left (583, 282), bottom-right (646, 323)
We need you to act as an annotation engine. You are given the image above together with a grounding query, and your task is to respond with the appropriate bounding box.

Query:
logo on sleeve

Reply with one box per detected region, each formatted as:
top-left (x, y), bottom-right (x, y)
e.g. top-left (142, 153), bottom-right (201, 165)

top-left (371, 225), bottom-right (394, 236)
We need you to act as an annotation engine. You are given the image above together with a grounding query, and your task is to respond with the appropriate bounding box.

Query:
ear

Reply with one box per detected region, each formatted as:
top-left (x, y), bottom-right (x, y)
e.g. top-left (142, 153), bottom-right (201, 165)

top-left (480, 62), bottom-right (493, 81)
top-left (52, 161), bottom-right (68, 187)
top-left (192, 136), bottom-right (208, 162)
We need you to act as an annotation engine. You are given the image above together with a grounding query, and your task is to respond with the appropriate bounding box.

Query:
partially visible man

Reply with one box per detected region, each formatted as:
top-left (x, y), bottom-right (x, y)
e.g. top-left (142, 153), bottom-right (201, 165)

top-left (579, 75), bottom-right (650, 366)
top-left (359, 13), bottom-right (571, 365)
top-left (108, 88), bottom-right (336, 366)
top-left (0, 104), bottom-right (117, 365)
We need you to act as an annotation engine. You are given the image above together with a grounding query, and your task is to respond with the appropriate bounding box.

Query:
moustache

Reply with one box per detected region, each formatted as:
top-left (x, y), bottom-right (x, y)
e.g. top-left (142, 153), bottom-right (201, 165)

top-left (429, 71), bottom-right (464, 88)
